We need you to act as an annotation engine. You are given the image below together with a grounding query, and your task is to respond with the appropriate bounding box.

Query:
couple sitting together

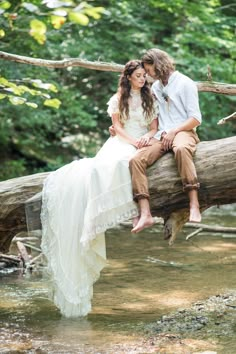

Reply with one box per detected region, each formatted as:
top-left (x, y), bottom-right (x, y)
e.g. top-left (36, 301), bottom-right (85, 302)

top-left (40, 48), bottom-right (202, 318)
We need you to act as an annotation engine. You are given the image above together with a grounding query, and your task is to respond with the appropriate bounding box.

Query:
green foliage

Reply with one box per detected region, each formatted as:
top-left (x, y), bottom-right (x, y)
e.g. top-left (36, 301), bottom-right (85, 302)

top-left (1, 159), bottom-right (27, 181)
top-left (0, 0), bottom-right (235, 181)
top-left (0, 0), bottom-right (105, 44)
top-left (0, 76), bottom-right (60, 108)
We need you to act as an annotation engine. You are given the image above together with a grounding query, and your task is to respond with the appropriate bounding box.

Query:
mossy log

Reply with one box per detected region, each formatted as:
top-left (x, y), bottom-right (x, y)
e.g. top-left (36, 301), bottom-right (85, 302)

top-left (0, 136), bottom-right (236, 252)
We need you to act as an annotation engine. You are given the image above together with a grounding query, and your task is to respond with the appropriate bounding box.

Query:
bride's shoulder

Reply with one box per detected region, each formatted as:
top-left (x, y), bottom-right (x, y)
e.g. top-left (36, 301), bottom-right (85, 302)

top-left (107, 93), bottom-right (120, 117)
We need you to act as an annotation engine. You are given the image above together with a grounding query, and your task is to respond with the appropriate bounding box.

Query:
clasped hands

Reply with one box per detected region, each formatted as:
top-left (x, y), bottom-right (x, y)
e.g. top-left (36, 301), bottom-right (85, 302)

top-left (109, 126), bottom-right (178, 151)
top-left (109, 125), bottom-right (152, 149)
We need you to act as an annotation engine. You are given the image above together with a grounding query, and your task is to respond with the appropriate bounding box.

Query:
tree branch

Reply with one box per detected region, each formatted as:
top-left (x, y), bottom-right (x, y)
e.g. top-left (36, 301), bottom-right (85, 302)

top-left (0, 51), bottom-right (236, 95)
top-left (217, 111), bottom-right (236, 125)
top-left (0, 51), bottom-right (123, 72)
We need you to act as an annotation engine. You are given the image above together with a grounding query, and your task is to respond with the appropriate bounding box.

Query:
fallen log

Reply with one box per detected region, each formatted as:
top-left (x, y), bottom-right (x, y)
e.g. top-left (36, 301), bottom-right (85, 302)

top-left (0, 136), bottom-right (236, 252)
top-left (0, 172), bottom-right (48, 252)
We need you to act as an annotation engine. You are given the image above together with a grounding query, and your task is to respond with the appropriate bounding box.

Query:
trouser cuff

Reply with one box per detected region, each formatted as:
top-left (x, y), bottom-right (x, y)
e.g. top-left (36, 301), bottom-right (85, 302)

top-left (133, 193), bottom-right (150, 202)
top-left (183, 182), bottom-right (200, 192)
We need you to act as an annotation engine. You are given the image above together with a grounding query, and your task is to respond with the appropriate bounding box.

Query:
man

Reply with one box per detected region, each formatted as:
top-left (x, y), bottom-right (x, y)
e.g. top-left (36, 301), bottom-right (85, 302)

top-left (130, 48), bottom-right (202, 233)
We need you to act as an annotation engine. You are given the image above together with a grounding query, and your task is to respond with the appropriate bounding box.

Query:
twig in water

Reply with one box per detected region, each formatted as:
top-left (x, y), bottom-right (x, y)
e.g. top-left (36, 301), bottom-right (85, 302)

top-left (186, 228), bottom-right (203, 240)
top-left (22, 242), bottom-right (41, 253)
top-left (16, 241), bottom-right (31, 268)
top-left (29, 253), bottom-right (43, 266)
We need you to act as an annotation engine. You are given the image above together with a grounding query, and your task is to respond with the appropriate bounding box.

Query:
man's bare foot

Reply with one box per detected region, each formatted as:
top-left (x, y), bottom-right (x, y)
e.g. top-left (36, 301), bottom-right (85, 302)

top-left (189, 206), bottom-right (201, 223)
top-left (131, 215), bottom-right (154, 233)
top-left (132, 216), bottom-right (140, 228)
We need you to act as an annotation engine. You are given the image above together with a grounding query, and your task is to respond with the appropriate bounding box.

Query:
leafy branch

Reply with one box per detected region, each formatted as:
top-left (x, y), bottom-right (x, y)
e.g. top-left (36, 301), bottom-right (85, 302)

top-left (0, 77), bottom-right (61, 108)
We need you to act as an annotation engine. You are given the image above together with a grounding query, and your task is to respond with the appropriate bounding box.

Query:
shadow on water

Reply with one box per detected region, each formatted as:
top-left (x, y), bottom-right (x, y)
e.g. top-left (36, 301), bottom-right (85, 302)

top-left (0, 204), bottom-right (236, 353)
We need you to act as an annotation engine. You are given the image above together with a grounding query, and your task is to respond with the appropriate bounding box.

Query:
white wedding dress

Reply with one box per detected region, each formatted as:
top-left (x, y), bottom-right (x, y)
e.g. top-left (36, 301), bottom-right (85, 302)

top-left (41, 92), bottom-right (157, 317)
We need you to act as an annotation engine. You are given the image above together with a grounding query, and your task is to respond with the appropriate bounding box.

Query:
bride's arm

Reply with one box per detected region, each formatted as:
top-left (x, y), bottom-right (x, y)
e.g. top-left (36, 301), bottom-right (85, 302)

top-left (143, 118), bottom-right (158, 138)
top-left (136, 118), bottom-right (158, 149)
top-left (112, 113), bottom-right (138, 148)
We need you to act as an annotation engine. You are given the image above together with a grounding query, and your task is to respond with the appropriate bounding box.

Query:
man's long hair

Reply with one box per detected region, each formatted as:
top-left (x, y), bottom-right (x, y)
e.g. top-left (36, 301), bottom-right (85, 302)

top-left (142, 48), bottom-right (175, 82)
top-left (118, 60), bottom-right (154, 121)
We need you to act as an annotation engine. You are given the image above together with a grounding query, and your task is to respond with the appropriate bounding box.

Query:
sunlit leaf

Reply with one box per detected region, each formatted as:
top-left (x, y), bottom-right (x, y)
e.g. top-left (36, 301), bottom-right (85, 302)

top-left (22, 2), bottom-right (39, 13)
top-left (51, 15), bottom-right (66, 29)
top-left (0, 77), bottom-right (10, 86)
top-left (29, 19), bottom-right (47, 44)
top-left (0, 1), bottom-right (11, 10)
top-left (26, 102), bottom-right (38, 108)
top-left (9, 96), bottom-right (26, 105)
top-left (84, 7), bottom-right (104, 20)
top-left (43, 0), bottom-right (73, 9)
top-left (52, 8), bottom-right (67, 16)
top-left (0, 94), bottom-right (7, 99)
top-left (44, 98), bottom-right (61, 108)
top-left (0, 29), bottom-right (5, 38)
top-left (32, 80), bottom-right (58, 92)
top-left (68, 11), bottom-right (89, 25)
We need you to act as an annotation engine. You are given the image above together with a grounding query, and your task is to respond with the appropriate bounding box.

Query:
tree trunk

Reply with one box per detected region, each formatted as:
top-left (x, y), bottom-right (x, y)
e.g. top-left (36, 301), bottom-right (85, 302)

top-left (0, 136), bottom-right (236, 252)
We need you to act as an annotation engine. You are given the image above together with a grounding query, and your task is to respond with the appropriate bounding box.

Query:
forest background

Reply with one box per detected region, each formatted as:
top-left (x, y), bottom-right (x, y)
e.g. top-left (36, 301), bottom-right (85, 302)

top-left (0, 0), bottom-right (235, 181)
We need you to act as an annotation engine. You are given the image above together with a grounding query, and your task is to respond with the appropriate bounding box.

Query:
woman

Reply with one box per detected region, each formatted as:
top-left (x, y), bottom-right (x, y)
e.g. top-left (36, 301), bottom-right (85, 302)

top-left (40, 60), bottom-right (158, 318)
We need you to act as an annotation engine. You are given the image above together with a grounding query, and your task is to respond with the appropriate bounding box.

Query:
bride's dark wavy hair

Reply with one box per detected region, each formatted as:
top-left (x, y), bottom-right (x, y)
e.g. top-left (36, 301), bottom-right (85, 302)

top-left (118, 60), bottom-right (155, 121)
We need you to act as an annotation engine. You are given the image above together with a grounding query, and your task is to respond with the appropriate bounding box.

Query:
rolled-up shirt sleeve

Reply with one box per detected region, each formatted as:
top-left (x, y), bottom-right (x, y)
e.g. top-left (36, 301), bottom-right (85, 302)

top-left (183, 80), bottom-right (202, 124)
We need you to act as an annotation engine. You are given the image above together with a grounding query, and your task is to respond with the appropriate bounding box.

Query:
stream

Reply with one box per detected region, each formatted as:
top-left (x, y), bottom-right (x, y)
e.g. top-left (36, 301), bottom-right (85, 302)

top-left (0, 204), bottom-right (236, 353)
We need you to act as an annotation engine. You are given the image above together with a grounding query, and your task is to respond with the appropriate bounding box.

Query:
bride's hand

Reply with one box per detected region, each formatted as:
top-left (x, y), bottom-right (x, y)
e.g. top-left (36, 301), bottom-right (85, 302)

top-left (136, 136), bottom-right (151, 149)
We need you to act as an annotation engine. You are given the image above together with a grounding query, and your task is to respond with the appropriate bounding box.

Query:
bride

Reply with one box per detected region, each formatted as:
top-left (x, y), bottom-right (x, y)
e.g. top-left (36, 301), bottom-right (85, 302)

top-left (40, 59), bottom-right (158, 317)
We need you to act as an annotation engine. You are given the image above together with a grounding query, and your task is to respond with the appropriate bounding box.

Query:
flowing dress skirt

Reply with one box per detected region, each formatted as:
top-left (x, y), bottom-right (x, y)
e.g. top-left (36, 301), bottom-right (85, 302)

top-left (41, 136), bottom-right (139, 317)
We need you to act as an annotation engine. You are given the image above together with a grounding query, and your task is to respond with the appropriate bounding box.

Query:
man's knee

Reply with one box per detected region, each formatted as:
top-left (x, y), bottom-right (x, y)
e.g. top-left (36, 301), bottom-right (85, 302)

top-left (129, 153), bottom-right (148, 171)
top-left (173, 145), bottom-right (192, 158)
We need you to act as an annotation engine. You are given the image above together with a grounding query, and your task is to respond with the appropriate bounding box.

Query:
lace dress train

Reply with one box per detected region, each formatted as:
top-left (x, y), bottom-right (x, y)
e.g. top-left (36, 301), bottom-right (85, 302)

top-left (41, 138), bottom-right (138, 317)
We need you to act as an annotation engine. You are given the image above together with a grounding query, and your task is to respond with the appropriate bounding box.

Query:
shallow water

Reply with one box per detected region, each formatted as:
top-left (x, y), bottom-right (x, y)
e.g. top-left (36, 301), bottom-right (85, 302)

top-left (0, 204), bottom-right (236, 353)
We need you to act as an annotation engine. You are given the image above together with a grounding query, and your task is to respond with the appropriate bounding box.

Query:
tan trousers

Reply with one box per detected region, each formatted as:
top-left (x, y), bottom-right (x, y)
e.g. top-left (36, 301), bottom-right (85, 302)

top-left (129, 130), bottom-right (200, 201)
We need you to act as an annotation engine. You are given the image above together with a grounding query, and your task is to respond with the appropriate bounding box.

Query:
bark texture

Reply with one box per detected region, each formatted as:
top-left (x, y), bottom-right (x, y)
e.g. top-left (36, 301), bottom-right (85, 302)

top-left (0, 136), bottom-right (236, 252)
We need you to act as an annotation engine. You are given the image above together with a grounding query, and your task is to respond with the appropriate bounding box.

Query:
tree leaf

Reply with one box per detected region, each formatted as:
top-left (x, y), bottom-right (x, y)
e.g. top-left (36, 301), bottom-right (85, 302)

top-left (0, 1), bottom-right (11, 10)
top-left (44, 98), bottom-right (61, 108)
top-left (0, 29), bottom-right (5, 38)
top-left (26, 102), bottom-right (38, 108)
top-left (9, 96), bottom-right (26, 105)
top-left (68, 11), bottom-right (89, 25)
top-left (84, 7), bottom-right (104, 20)
top-left (31, 79), bottom-right (58, 92)
top-left (22, 2), bottom-right (39, 13)
top-left (29, 19), bottom-right (47, 44)
top-left (51, 15), bottom-right (66, 29)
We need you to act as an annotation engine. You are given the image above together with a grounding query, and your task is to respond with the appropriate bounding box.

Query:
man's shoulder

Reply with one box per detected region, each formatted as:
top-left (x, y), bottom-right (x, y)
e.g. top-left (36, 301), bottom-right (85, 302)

top-left (176, 71), bottom-right (196, 85)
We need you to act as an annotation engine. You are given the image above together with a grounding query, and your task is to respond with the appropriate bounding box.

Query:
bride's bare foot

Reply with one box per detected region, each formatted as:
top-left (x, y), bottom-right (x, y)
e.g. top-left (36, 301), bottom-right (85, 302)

top-left (132, 216), bottom-right (140, 228)
top-left (189, 206), bottom-right (201, 223)
top-left (131, 214), bottom-right (154, 233)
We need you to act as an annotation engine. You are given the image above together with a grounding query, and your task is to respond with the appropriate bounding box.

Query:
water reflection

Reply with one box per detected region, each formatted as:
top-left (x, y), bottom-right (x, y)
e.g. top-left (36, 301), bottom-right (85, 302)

top-left (0, 204), bottom-right (236, 353)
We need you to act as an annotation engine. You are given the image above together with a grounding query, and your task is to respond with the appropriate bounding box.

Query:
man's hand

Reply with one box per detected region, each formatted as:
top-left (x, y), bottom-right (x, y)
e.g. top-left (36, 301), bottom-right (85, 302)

top-left (109, 125), bottom-right (116, 137)
top-left (161, 129), bottom-right (177, 151)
